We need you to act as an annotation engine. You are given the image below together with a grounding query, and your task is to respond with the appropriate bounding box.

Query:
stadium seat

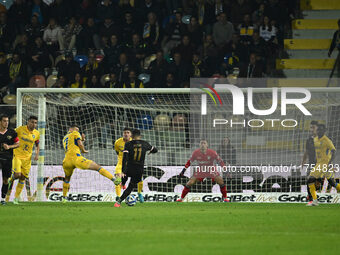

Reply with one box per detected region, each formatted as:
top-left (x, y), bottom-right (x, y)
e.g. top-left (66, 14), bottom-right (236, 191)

top-left (300, 0), bottom-right (340, 10)
top-left (3, 94), bottom-right (16, 105)
top-left (276, 59), bottom-right (335, 69)
top-left (284, 39), bottom-right (331, 50)
top-left (172, 114), bottom-right (187, 131)
top-left (154, 114), bottom-right (170, 130)
top-left (136, 115), bottom-right (153, 130)
top-left (292, 19), bottom-right (338, 30)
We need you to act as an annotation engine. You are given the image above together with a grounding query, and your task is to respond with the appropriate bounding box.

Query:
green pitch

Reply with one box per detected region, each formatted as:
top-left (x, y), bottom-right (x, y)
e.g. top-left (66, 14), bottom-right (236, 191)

top-left (1, 203), bottom-right (339, 255)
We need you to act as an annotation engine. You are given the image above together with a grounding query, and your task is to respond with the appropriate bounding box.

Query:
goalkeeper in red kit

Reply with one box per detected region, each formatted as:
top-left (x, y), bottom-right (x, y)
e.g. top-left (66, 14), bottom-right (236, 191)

top-left (177, 139), bottom-right (230, 202)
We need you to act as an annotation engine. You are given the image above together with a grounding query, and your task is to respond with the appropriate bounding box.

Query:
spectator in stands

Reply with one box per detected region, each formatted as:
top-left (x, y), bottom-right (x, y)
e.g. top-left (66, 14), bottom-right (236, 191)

top-left (143, 12), bottom-right (160, 51)
top-left (96, 0), bottom-right (116, 23)
top-left (187, 16), bottom-right (203, 48)
top-left (14, 33), bottom-right (30, 62)
top-left (239, 52), bottom-right (263, 78)
top-left (82, 52), bottom-right (103, 79)
top-left (115, 53), bottom-right (130, 83)
top-left (223, 33), bottom-right (248, 64)
top-left (0, 52), bottom-right (9, 93)
top-left (126, 33), bottom-right (147, 68)
top-left (168, 52), bottom-right (189, 84)
top-left (122, 11), bottom-right (140, 45)
top-left (213, 12), bottom-right (234, 49)
top-left (217, 137), bottom-right (236, 165)
top-left (57, 52), bottom-right (81, 85)
top-left (165, 0), bottom-right (181, 15)
top-left (195, 0), bottom-right (216, 34)
top-left (43, 18), bottom-right (64, 56)
top-left (118, 0), bottom-right (135, 16)
top-left (25, 15), bottom-right (44, 41)
top-left (122, 70), bottom-right (144, 88)
top-left (164, 72), bottom-right (177, 88)
top-left (0, 12), bottom-right (16, 52)
top-left (8, 53), bottom-right (27, 94)
top-left (230, 0), bottom-right (252, 26)
top-left (62, 17), bottom-right (83, 51)
top-left (199, 34), bottom-right (218, 76)
top-left (77, 17), bottom-right (101, 53)
top-left (29, 35), bottom-right (51, 73)
top-left (48, 0), bottom-right (71, 26)
top-left (76, 0), bottom-right (97, 24)
top-left (85, 74), bottom-right (101, 88)
top-left (249, 30), bottom-right (266, 63)
top-left (30, 0), bottom-right (49, 25)
top-left (162, 11), bottom-right (187, 56)
top-left (252, 3), bottom-right (265, 27)
top-left (172, 35), bottom-right (195, 65)
top-left (99, 16), bottom-right (121, 41)
top-left (190, 52), bottom-right (206, 78)
top-left (149, 50), bottom-right (169, 88)
top-left (238, 14), bottom-right (257, 46)
top-left (70, 73), bottom-right (85, 88)
top-left (104, 34), bottom-right (122, 69)
top-left (8, 0), bottom-right (29, 34)
top-left (53, 75), bottom-right (67, 88)
top-left (104, 72), bottom-right (120, 88)
top-left (259, 16), bottom-right (277, 42)
top-left (138, 0), bottom-right (161, 23)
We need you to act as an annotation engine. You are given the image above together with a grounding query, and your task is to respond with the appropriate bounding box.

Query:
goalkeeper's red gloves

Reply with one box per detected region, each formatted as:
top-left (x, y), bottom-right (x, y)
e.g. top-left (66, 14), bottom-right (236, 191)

top-left (179, 168), bottom-right (186, 177)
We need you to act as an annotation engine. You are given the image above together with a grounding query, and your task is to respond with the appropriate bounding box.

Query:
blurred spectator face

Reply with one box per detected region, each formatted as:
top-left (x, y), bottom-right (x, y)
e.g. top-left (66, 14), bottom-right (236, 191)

top-left (75, 73), bottom-right (81, 82)
top-left (190, 16), bottom-right (197, 26)
top-left (219, 13), bottom-right (227, 24)
top-left (87, 18), bottom-right (94, 27)
top-left (231, 33), bottom-right (239, 44)
top-left (147, 12), bottom-right (156, 24)
top-left (244, 14), bottom-right (251, 24)
top-left (69, 17), bottom-right (76, 25)
top-left (128, 71), bottom-right (136, 80)
top-left (193, 54), bottom-right (199, 63)
top-left (156, 51), bottom-right (163, 61)
top-left (49, 18), bottom-right (56, 27)
top-left (31, 15), bottom-right (39, 25)
top-left (88, 53), bottom-right (95, 63)
top-left (104, 18), bottom-right (113, 25)
top-left (13, 54), bottom-right (20, 63)
top-left (174, 53), bottom-right (181, 63)
top-left (125, 13), bottom-right (133, 23)
top-left (175, 13), bottom-right (182, 23)
top-left (249, 53), bottom-right (256, 65)
top-left (263, 16), bottom-right (270, 26)
top-left (111, 35), bottom-right (118, 45)
top-left (252, 31), bottom-right (260, 41)
top-left (182, 35), bottom-right (190, 46)
top-left (259, 3), bottom-right (265, 11)
top-left (35, 36), bottom-right (43, 47)
top-left (206, 34), bottom-right (213, 44)
top-left (132, 34), bottom-right (140, 45)
top-left (109, 73), bottom-right (117, 80)
top-left (91, 75), bottom-right (97, 84)
top-left (22, 34), bottom-right (28, 44)
top-left (102, 36), bottom-right (108, 46)
top-left (119, 53), bottom-right (127, 64)
top-left (166, 73), bottom-right (174, 83)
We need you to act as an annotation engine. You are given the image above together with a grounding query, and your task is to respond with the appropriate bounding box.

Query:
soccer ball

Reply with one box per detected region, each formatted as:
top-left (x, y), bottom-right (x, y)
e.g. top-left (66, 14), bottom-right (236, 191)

top-left (126, 194), bottom-right (137, 206)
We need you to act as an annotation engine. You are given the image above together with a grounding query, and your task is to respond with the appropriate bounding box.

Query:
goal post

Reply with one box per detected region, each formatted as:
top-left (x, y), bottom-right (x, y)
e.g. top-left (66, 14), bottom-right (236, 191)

top-left (14, 85), bottom-right (340, 203)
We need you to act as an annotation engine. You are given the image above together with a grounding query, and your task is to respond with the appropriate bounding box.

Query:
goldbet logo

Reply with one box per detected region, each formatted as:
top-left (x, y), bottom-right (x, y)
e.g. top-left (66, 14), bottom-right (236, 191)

top-left (200, 85), bottom-right (312, 128)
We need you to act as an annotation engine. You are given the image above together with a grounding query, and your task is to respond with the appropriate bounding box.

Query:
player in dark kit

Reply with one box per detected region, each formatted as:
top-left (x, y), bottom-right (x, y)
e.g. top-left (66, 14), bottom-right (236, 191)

top-left (0, 115), bottom-right (19, 205)
top-left (114, 129), bottom-right (157, 207)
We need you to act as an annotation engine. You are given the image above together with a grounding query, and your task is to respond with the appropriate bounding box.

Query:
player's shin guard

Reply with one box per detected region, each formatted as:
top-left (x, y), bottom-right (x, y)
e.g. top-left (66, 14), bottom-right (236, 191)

top-left (137, 181), bottom-right (143, 193)
top-left (1, 183), bottom-right (8, 199)
top-left (308, 183), bottom-right (317, 200)
top-left (15, 181), bottom-right (25, 198)
top-left (181, 185), bottom-right (190, 199)
top-left (63, 181), bottom-right (70, 197)
top-left (219, 184), bottom-right (227, 199)
top-left (115, 184), bottom-right (121, 196)
top-left (98, 168), bottom-right (114, 180)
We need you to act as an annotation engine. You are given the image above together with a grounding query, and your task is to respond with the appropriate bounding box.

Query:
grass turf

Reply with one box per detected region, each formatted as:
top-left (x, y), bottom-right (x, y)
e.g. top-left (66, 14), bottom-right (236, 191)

top-left (0, 202), bottom-right (340, 255)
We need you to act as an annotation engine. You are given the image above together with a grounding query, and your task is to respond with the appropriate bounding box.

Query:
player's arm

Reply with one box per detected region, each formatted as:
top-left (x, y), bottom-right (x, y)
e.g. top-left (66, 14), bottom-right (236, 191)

top-left (327, 139), bottom-right (336, 167)
top-left (3, 135), bottom-right (20, 150)
top-left (301, 140), bottom-right (309, 167)
top-left (34, 141), bottom-right (40, 161)
top-left (113, 140), bottom-right (119, 155)
top-left (179, 154), bottom-right (194, 177)
top-left (148, 144), bottom-right (158, 154)
top-left (77, 139), bottom-right (88, 153)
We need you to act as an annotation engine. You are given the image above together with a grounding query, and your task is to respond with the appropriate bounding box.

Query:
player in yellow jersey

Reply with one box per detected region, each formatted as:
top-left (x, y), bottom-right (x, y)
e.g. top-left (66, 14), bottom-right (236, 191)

top-left (114, 128), bottom-right (144, 203)
top-left (8, 116), bottom-right (40, 204)
top-left (307, 124), bottom-right (340, 206)
top-left (62, 124), bottom-right (120, 203)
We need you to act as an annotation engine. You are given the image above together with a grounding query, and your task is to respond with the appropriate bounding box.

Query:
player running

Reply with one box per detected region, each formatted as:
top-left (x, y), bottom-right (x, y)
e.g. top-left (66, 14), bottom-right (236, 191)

top-left (177, 139), bottom-right (229, 202)
top-left (114, 128), bottom-right (145, 203)
top-left (62, 124), bottom-right (120, 203)
top-left (8, 116), bottom-right (40, 204)
top-left (307, 124), bottom-right (340, 206)
top-left (114, 129), bottom-right (157, 207)
top-left (0, 115), bottom-right (19, 205)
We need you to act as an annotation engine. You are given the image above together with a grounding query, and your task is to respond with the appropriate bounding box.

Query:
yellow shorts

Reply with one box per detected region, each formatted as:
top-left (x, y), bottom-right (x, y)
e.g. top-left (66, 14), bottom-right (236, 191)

top-left (115, 163), bottom-right (122, 174)
top-left (63, 155), bottom-right (93, 177)
top-left (12, 156), bottom-right (32, 178)
top-left (309, 163), bottom-right (334, 179)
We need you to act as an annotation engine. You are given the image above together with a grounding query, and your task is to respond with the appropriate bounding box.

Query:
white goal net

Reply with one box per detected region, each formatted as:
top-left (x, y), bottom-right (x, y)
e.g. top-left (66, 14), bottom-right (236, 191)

top-left (12, 83), bottom-right (340, 203)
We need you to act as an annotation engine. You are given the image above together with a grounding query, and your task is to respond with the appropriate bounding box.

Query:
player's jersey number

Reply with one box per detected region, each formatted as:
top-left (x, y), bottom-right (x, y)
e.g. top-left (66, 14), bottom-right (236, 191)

top-left (63, 137), bottom-right (69, 152)
top-left (133, 147), bottom-right (142, 161)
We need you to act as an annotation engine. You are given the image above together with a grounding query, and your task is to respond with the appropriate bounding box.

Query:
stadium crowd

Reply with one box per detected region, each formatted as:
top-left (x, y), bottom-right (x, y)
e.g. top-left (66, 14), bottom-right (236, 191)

top-left (0, 0), bottom-right (297, 103)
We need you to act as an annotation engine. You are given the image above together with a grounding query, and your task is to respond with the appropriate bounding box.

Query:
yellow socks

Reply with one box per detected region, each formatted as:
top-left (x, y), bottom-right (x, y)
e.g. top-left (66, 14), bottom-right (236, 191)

top-left (115, 184), bottom-right (121, 196)
top-left (308, 183), bottom-right (317, 200)
top-left (63, 181), bottom-right (70, 197)
top-left (15, 180), bottom-right (25, 198)
top-left (138, 181), bottom-right (143, 193)
top-left (98, 168), bottom-right (114, 180)
top-left (336, 184), bottom-right (340, 192)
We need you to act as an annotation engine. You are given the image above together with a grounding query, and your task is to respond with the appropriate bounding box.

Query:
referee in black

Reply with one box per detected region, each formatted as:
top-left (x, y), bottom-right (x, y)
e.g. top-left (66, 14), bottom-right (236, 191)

top-left (114, 129), bottom-right (157, 207)
top-left (301, 120), bottom-right (318, 202)
top-left (0, 115), bottom-right (19, 205)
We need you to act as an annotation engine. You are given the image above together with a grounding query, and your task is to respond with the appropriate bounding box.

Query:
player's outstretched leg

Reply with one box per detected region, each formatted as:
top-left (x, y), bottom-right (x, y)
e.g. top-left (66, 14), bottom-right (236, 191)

top-left (327, 178), bottom-right (340, 192)
top-left (307, 176), bottom-right (318, 206)
top-left (215, 176), bottom-right (229, 202)
top-left (177, 178), bottom-right (197, 202)
top-left (88, 161), bottom-right (120, 185)
top-left (114, 181), bottom-right (137, 207)
top-left (137, 181), bottom-right (144, 203)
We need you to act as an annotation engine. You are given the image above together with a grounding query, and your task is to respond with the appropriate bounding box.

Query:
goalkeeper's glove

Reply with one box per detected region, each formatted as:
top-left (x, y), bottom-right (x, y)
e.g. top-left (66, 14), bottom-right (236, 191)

top-left (179, 168), bottom-right (186, 177)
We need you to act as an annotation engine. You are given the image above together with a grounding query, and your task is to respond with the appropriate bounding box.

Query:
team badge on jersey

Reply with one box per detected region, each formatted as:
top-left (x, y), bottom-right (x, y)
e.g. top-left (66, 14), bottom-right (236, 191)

top-left (7, 135), bottom-right (12, 140)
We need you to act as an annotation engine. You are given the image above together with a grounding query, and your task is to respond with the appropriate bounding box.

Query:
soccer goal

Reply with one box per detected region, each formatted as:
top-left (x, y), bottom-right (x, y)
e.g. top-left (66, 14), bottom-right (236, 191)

top-left (14, 86), bottom-right (340, 203)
